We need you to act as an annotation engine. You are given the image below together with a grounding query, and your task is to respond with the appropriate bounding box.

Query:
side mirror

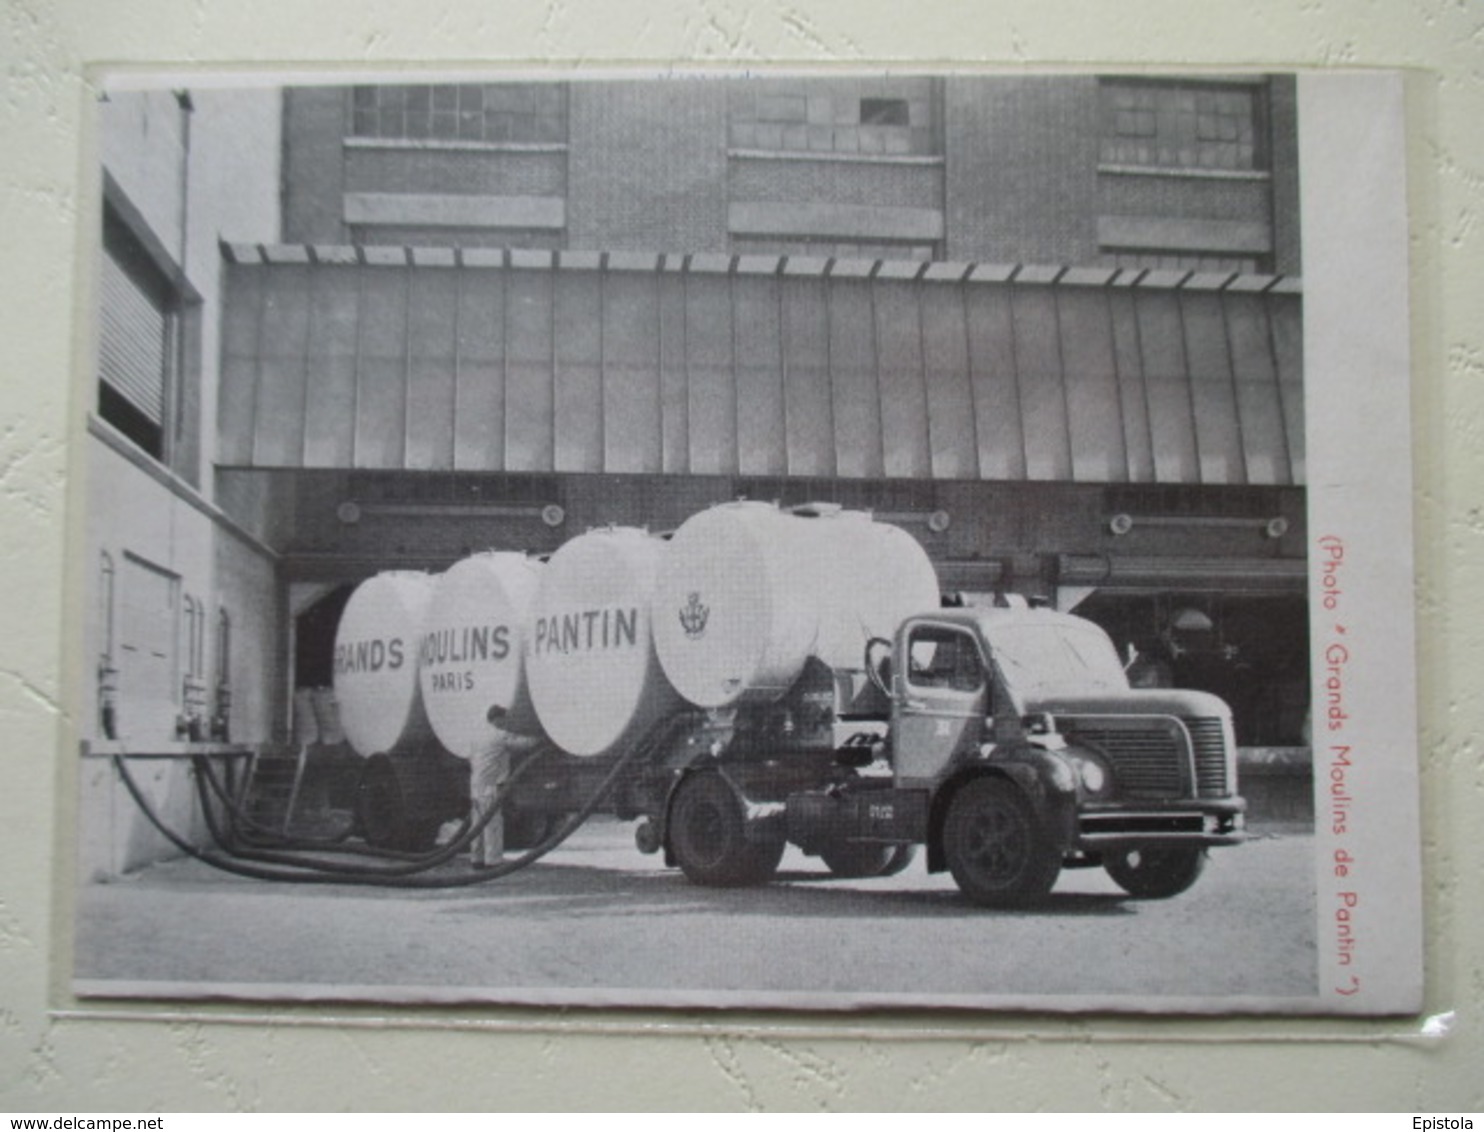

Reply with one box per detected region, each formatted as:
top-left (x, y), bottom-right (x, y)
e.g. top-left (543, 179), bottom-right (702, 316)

top-left (864, 637), bottom-right (893, 700)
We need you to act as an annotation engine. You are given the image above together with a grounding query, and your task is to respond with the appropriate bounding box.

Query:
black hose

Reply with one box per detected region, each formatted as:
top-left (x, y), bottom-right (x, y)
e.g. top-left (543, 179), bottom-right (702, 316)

top-left (191, 751), bottom-right (360, 851)
top-left (193, 750), bottom-right (484, 863)
top-left (112, 751), bottom-right (418, 885)
top-left (114, 749), bottom-right (532, 887)
top-left (192, 749), bottom-right (486, 863)
top-left (111, 714), bottom-right (687, 887)
top-left (190, 755), bottom-right (489, 877)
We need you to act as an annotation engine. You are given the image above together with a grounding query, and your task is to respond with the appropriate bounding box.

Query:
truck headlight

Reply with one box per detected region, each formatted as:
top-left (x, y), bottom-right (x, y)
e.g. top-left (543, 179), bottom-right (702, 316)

top-left (1064, 751), bottom-right (1114, 797)
top-left (1079, 758), bottom-right (1106, 793)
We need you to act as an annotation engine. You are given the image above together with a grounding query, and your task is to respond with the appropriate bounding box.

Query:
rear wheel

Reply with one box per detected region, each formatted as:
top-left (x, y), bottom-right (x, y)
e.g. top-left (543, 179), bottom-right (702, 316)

top-left (819, 842), bottom-right (917, 878)
top-left (355, 754), bottom-right (440, 852)
top-left (942, 777), bottom-right (1060, 905)
top-left (669, 772), bottom-right (784, 887)
top-left (1104, 845), bottom-right (1206, 899)
top-left (503, 808), bottom-right (558, 851)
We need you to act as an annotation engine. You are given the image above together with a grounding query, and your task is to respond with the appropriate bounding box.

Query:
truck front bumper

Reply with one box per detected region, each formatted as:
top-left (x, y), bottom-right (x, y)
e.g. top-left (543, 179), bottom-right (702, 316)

top-left (1075, 797), bottom-right (1247, 850)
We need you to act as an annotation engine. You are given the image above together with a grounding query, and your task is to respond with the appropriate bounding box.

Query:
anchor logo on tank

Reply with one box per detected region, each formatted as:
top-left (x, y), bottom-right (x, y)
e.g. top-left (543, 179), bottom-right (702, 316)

top-left (679, 592), bottom-right (710, 639)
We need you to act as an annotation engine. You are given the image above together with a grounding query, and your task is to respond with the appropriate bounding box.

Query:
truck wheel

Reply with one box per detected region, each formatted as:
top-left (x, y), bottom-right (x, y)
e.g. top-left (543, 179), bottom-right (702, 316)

top-left (669, 772), bottom-right (784, 888)
top-left (1104, 846), bottom-right (1206, 899)
top-left (819, 842), bottom-right (917, 879)
top-left (943, 777), bottom-right (1060, 905)
top-left (503, 808), bottom-right (557, 851)
top-left (355, 754), bottom-right (438, 852)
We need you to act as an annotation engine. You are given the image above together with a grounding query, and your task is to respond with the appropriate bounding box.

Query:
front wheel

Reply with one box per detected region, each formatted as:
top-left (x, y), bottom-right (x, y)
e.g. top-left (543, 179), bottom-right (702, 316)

top-left (942, 777), bottom-right (1060, 906)
top-left (669, 772), bottom-right (785, 887)
top-left (1103, 845), bottom-right (1207, 899)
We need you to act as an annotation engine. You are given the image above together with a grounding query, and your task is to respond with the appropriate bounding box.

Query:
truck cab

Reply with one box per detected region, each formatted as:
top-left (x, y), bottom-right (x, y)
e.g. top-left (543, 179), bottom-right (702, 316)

top-left (880, 605), bottom-right (1246, 903)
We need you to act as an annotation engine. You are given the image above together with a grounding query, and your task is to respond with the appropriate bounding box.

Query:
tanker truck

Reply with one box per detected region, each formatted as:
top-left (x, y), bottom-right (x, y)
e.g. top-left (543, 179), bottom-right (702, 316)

top-left (331, 502), bottom-right (1245, 905)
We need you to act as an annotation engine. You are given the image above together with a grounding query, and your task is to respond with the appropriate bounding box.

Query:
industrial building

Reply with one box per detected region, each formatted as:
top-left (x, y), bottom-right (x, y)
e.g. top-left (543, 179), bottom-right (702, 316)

top-left (81, 74), bottom-right (1309, 875)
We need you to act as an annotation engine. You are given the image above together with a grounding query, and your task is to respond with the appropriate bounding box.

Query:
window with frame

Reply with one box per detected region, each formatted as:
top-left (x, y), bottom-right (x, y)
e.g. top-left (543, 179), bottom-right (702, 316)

top-left (1099, 79), bottom-right (1268, 172)
top-left (727, 79), bottom-right (939, 157)
top-left (906, 625), bottom-right (986, 695)
top-left (349, 83), bottom-right (567, 144)
top-left (98, 205), bottom-right (180, 461)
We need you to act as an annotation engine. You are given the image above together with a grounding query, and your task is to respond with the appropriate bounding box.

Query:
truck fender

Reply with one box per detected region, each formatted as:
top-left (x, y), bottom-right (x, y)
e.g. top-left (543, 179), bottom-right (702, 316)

top-left (925, 750), bottom-right (1079, 874)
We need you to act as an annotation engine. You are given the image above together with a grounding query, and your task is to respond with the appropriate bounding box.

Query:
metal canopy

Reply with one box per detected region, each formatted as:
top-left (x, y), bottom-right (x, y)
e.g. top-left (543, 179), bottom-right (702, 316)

top-left (218, 244), bottom-right (1303, 485)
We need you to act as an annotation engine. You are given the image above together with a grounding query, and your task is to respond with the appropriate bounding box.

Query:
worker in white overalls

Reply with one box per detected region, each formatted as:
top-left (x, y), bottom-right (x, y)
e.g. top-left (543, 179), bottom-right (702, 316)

top-left (471, 703), bottom-right (533, 868)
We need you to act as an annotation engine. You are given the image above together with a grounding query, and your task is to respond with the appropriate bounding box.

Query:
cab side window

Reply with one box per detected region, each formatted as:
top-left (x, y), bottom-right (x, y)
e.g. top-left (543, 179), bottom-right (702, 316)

top-left (906, 626), bottom-right (985, 694)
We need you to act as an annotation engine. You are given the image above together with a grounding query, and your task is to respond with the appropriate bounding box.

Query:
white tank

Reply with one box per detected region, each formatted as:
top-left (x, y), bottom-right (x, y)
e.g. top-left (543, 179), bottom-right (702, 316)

top-left (810, 508), bottom-right (942, 671)
top-left (526, 527), bottom-right (681, 758)
top-left (418, 552), bottom-right (543, 758)
top-left (653, 503), bottom-right (941, 708)
top-left (652, 501), bottom-right (824, 708)
top-left (333, 572), bottom-right (436, 758)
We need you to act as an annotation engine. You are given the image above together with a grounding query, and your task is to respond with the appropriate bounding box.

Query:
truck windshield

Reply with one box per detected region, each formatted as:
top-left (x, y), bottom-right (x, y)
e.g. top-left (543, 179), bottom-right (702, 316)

top-left (987, 622), bottom-right (1129, 698)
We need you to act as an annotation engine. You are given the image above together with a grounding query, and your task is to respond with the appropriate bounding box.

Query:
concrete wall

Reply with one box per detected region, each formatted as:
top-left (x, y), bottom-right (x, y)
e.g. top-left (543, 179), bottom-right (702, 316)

top-left (99, 89), bottom-right (280, 482)
top-left (78, 430), bottom-right (282, 876)
top-left (262, 469), bottom-right (1307, 588)
top-left (99, 91), bottom-right (189, 260)
top-left (186, 88), bottom-right (283, 476)
top-left (79, 88), bottom-right (284, 877)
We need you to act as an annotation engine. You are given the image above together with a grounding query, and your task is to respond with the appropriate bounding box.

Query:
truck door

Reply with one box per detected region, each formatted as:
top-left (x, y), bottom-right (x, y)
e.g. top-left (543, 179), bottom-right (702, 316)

top-left (893, 621), bottom-right (990, 786)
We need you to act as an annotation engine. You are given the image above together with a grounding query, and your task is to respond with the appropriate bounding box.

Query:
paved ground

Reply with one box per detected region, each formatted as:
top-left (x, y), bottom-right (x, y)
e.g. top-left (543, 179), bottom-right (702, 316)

top-left (73, 821), bottom-right (1318, 1011)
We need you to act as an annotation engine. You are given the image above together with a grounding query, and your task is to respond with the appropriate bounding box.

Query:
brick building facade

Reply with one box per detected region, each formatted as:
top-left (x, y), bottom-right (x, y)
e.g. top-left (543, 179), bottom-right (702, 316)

top-left (283, 74), bottom-right (1299, 272)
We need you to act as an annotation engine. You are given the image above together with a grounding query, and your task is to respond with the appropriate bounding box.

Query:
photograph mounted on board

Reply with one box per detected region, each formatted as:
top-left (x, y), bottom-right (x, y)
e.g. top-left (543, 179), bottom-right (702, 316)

top-left (71, 71), bottom-right (1420, 1013)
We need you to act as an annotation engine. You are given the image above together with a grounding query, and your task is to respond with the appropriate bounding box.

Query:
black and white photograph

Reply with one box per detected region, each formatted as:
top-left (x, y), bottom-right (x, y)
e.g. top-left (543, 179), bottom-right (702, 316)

top-left (70, 69), bottom-right (1419, 1013)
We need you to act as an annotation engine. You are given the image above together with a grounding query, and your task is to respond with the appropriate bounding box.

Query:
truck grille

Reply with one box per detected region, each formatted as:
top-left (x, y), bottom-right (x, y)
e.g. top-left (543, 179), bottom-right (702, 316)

top-left (1067, 727), bottom-right (1184, 798)
top-left (1184, 716), bottom-right (1230, 797)
top-left (1066, 716), bottom-right (1232, 800)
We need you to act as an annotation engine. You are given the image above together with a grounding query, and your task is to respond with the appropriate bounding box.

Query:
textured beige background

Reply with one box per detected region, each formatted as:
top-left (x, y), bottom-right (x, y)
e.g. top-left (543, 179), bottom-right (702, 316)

top-left (1, 0), bottom-right (1479, 1111)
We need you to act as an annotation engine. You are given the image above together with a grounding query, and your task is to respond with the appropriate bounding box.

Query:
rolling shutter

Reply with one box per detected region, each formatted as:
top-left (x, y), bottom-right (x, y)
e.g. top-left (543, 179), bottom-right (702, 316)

top-left (99, 210), bottom-right (176, 434)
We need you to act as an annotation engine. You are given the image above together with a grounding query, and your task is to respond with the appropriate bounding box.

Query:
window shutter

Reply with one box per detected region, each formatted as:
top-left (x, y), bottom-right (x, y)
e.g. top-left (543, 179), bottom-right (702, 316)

top-left (99, 245), bottom-right (170, 425)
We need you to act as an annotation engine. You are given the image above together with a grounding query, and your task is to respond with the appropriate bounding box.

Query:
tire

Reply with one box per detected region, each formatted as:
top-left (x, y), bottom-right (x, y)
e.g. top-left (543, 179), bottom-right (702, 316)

top-left (942, 777), bottom-right (1061, 906)
top-left (819, 842), bottom-right (918, 879)
top-left (669, 772), bottom-right (784, 887)
top-left (355, 754), bottom-right (438, 852)
top-left (1104, 845), bottom-right (1207, 899)
top-left (504, 808), bottom-right (558, 851)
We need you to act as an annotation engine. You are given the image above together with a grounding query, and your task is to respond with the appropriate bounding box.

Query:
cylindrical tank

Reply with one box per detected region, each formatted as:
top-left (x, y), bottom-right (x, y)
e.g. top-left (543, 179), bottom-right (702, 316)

top-left (525, 527), bottom-right (682, 758)
top-left (652, 501), bottom-right (824, 708)
top-left (810, 508), bottom-right (942, 672)
top-left (653, 503), bottom-right (941, 708)
top-left (333, 572), bottom-right (436, 758)
top-left (417, 552), bottom-right (543, 758)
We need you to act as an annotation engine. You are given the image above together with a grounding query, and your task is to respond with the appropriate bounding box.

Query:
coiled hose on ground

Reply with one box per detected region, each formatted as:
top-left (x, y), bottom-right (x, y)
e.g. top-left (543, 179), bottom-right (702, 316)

top-left (109, 715), bottom-right (688, 887)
